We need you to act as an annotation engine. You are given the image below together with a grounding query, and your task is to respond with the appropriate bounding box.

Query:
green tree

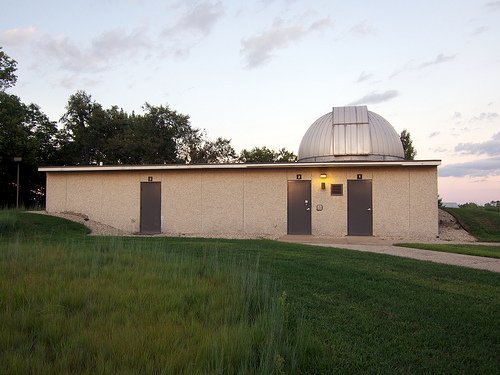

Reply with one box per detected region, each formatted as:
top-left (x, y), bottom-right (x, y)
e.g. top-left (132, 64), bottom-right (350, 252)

top-left (177, 130), bottom-right (236, 164)
top-left (400, 129), bottom-right (416, 160)
top-left (0, 92), bottom-right (58, 206)
top-left (0, 47), bottom-right (17, 91)
top-left (239, 146), bottom-right (297, 163)
top-left (58, 90), bottom-right (108, 164)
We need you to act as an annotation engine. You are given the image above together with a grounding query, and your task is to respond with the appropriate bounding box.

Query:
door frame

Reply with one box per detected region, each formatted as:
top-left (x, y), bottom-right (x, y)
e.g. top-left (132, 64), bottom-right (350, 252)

top-left (140, 181), bottom-right (161, 234)
top-left (347, 179), bottom-right (373, 236)
top-left (287, 180), bottom-right (312, 235)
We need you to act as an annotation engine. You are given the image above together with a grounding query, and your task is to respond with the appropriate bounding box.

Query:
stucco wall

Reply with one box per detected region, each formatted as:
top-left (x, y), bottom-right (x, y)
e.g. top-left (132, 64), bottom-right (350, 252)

top-left (45, 165), bottom-right (438, 239)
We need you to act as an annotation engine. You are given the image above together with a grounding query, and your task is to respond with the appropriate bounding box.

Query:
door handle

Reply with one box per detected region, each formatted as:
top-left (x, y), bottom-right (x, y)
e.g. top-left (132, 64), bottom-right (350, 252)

top-left (367, 208), bottom-right (371, 211)
top-left (306, 208), bottom-right (311, 211)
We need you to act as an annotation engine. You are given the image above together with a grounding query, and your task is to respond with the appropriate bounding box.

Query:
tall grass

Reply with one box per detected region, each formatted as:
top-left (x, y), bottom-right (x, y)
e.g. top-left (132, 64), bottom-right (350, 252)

top-left (2, 211), bottom-right (499, 374)
top-left (0, 233), bottom-right (304, 374)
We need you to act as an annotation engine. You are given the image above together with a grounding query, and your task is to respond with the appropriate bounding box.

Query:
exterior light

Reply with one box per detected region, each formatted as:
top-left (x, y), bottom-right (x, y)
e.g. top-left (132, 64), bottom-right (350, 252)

top-left (320, 173), bottom-right (327, 179)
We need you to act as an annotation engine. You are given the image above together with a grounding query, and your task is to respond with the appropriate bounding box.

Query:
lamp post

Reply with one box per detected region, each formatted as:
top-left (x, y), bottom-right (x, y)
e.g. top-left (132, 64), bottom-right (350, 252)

top-left (13, 157), bottom-right (22, 209)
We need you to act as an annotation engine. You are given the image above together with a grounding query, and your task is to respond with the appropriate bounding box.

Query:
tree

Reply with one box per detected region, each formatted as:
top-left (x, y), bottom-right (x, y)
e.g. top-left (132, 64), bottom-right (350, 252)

top-left (58, 90), bottom-right (107, 164)
top-left (275, 148), bottom-right (297, 162)
top-left (400, 129), bottom-right (416, 160)
top-left (0, 47), bottom-right (17, 91)
top-left (57, 92), bottom-right (234, 165)
top-left (177, 131), bottom-right (237, 164)
top-left (0, 92), bottom-right (58, 207)
top-left (484, 200), bottom-right (500, 212)
top-left (238, 146), bottom-right (297, 163)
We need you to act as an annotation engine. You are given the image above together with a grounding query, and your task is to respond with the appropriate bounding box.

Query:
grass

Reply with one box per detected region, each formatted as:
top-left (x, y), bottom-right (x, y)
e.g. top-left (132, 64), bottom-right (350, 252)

top-left (444, 207), bottom-right (500, 242)
top-left (1, 211), bottom-right (500, 374)
top-left (397, 243), bottom-right (500, 258)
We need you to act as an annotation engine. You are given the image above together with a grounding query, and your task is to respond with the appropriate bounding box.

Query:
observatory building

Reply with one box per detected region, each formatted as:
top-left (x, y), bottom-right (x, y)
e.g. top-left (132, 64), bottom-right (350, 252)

top-left (40, 106), bottom-right (440, 239)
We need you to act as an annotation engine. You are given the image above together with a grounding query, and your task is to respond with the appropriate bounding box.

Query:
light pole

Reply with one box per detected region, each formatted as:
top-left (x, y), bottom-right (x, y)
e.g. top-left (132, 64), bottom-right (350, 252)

top-left (13, 157), bottom-right (22, 209)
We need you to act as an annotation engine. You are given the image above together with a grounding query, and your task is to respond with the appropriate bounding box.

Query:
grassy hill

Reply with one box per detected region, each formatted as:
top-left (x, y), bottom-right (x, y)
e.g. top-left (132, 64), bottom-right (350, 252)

top-left (1, 211), bottom-right (499, 374)
top-left (444, 207), bottom-right (500, 241)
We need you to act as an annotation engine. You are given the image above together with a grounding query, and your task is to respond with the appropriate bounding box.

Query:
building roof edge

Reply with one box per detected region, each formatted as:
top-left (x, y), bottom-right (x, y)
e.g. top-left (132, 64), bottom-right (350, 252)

top-left (39, 160), bottom-right (441, 172)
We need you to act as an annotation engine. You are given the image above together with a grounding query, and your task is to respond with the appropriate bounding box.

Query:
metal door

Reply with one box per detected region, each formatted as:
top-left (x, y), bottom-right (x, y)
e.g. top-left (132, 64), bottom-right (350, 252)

top-left (287, 180), bottom-right (311, 235)
top-left (347, 180), bottom-right (372, 236)
top-left (140, 182), bottom-right (161, 233)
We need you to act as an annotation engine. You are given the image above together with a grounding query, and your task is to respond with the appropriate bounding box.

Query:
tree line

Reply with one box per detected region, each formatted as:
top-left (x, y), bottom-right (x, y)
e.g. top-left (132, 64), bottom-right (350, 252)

top-left (1, 47), bottom-right (418, 208)
top-left (0, 47), bottom-right (297, 207)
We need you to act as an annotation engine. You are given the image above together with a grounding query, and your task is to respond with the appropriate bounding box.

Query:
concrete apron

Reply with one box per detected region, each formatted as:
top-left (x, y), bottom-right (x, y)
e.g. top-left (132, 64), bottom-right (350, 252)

top-left (279, 236), bottom-right (500, 273)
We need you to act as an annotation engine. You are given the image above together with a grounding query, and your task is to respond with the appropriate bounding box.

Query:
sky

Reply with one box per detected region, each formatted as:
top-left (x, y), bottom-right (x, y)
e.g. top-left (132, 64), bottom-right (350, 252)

top-left (1, 0), bottom-right (499, 204)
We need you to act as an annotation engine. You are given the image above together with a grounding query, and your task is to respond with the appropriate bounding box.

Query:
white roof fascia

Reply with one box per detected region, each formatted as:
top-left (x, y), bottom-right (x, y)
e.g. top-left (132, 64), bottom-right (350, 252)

top-left (39, 160), bottom-right (441, 172)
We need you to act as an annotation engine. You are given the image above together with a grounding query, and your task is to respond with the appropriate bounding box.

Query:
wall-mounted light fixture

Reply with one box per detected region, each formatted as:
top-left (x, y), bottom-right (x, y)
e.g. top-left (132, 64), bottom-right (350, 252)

top-left (320, 173), bottom-right (327, 179)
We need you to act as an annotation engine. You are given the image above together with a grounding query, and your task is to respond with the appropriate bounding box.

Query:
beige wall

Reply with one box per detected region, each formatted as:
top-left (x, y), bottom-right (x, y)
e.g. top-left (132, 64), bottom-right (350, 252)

top-left (45, 166), bottom-right (438, 239)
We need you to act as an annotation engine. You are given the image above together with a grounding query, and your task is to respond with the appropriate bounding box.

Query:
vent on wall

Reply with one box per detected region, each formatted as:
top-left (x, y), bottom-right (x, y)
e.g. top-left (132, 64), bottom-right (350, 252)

top-left (331, 184), bottom-right (343, 196)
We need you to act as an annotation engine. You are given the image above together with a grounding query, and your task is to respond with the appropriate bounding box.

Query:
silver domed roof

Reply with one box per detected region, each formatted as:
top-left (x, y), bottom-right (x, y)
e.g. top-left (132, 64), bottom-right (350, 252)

top-left (298, 106), bottom-right (404, 162)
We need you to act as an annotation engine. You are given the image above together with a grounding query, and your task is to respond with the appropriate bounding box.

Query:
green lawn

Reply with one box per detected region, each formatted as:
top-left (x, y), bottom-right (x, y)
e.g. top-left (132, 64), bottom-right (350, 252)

top-left (397, 243), bottom-right (500, 258)
top-left (1, 211), bottom-right (499, 374)
top-left (444, 207), bottom-right (500, 241)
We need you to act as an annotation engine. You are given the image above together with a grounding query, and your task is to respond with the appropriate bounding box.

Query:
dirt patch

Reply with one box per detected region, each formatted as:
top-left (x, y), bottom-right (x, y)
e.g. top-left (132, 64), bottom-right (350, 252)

top-left (31, 211), bottom-right (126, 236)
top-left (31, 209), bottom-right (477, 242)
top-left (438, 209), bottom-right (476, 242)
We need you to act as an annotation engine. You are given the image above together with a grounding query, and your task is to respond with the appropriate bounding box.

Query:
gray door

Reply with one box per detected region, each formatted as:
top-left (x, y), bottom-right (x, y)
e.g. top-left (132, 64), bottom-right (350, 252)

top-left (347, 180), bottom-right (372, 236)
top-left (287, 181), bottom-right (311, 235)
top-left (140, 182), bottom-right (161, 233)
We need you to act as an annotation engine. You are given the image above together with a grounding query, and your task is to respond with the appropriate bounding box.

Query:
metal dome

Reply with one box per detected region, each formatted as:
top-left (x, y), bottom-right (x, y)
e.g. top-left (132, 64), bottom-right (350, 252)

top-left (298, 106), bottom-right (404, 162)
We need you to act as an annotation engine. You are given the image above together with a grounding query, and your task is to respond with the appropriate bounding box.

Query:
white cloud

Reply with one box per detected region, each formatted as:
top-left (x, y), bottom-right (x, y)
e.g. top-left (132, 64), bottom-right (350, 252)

top-left (455, 132), bottom-right (500, 156)
top-left (470, 112), bottom-right (499, 122)
top-left (390, 53), bottom-right (456, 78)
top-left (163, 1), bottom-right (224, 36)
top-left (349, 20), bottom-right (377, 37)
top-left (161, 2), bottom-right (224, 58)
top-left (0, 27), bottom-right (37, 46)
top-left (439, 156), bottom-right (500, 177)
top-left (485, 1), bottom-right (500, 10)
top-left (356, 71), bottom-right (373, 83)
top-left (240, 17), bottom-right (331, 68)
top-left (349, 90), bottom-right (399, 105)
top-left (471, 26), bottom-right (488, 35)
top-left (36, 27), bottom-right (152, 73)
top-left (417, 53), bottom-right (457, 69)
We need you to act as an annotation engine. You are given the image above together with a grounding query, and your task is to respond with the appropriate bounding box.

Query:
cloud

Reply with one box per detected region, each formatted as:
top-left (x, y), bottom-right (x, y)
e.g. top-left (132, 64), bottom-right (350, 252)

top-left (349, 20), bottom-right (377, 36)
top-left (455, 132), bottom-right (500, 156)
top-left (92, 27), bottom-right (151, 58)
top-left (429, 131), bottom-right (440, 138)
top-left (163, 1), bottom-right (224, 36)
top-left (452, 112), bottom-right (462, 119)
top-left (418, 53), bottom-right (457, 69)
top-left (240, 17), bottom-right (331, 68)
top-left (348, 90), bottom-right (399, 105)
top-left (0, 27), bottom-right (37, 46)
top-left (472, 26), bottom-right (488, 35)
top-left (470, 112), bottom-right (499, 121)
top-left (485, 1), bottom-right (500, 10)
top-left (390, 53), bottom-right (456, 78)
top-left (37, 27), bottom-right (152, 73)
top-left (356, 71), bottom-right (373, 83)
top-left (439, 156), bottom-right (500, 177)
top-left (431, 147), bottom-right (448, 153)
